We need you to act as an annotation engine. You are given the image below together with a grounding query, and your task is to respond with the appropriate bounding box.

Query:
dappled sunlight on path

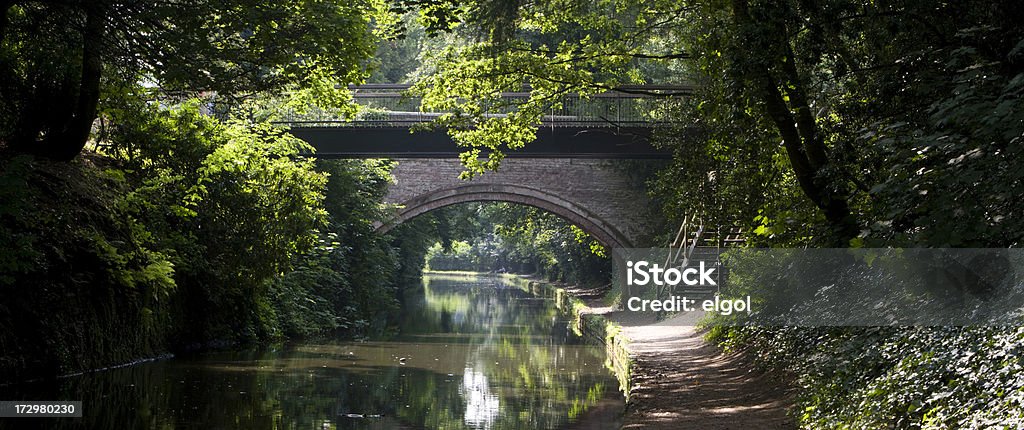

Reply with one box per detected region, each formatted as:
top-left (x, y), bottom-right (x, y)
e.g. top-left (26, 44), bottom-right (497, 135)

top-left (560, 292), bottom-right (795, 430)
top-left (614, 314), bottom-right (795, 429)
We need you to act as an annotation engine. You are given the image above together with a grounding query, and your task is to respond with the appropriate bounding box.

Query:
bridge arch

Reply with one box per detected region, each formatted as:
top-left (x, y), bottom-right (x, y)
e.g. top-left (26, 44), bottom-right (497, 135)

top-left (286, 84), bottom-right (678, 248)
top-left (376, 183), bottom-right (633, 249)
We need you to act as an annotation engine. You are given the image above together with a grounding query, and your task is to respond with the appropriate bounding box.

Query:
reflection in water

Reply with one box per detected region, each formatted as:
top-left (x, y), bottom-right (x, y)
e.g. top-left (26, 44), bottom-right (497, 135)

top-left (1, 274), bottom-right (622, 429)
top-left (461, 368), bottom-right (499, 429)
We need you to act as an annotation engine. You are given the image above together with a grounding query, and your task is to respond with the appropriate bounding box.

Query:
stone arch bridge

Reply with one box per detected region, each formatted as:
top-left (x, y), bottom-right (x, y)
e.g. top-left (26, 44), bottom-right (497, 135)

top-left (283, 84), bottom-right (684, 248)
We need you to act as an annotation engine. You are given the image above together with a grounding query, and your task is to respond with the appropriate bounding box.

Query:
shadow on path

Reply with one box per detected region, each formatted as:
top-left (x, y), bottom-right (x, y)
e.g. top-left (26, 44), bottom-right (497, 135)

top-left (594, 304), bottom-right (795, 429)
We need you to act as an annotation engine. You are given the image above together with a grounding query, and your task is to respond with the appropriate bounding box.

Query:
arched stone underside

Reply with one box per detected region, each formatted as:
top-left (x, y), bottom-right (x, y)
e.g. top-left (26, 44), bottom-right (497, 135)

top-left (374, 158), bottom-right (666, 248)
top-left (377, 184), bottom-right (633, 249)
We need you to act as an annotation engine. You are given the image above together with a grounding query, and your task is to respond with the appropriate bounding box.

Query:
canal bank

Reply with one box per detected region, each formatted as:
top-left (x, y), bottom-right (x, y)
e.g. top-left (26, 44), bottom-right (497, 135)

top-left (512, 274), bottom-right (796, 429)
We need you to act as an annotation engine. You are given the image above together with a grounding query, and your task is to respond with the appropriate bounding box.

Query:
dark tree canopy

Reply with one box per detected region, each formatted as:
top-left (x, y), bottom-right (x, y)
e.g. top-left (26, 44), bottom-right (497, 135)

top-left (0, 0), bottom-right (382, 160)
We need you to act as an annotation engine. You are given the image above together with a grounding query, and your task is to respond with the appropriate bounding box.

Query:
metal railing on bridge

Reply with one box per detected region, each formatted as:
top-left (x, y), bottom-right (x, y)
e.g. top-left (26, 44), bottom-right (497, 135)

top-left (275, 84), bottom-right (693, 128)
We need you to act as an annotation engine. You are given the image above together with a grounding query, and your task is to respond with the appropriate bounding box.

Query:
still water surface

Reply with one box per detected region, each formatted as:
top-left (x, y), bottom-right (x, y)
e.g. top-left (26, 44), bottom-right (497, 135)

top-left (3, 273), bottom-right (623, 429)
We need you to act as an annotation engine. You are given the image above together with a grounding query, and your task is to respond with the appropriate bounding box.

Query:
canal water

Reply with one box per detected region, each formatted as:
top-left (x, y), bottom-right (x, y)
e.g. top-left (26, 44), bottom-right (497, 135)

top-left (2, 273), bottom-right (623, 429)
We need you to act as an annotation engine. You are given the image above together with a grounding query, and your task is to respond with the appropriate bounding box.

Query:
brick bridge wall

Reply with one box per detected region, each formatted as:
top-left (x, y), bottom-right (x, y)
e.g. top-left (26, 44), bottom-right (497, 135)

top-left (379, 158), bottom-right (666, 248)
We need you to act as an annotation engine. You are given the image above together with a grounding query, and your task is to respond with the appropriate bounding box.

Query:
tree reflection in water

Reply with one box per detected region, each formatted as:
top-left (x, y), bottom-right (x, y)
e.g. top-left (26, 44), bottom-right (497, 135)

top-left (0, 274), bottom-right (622, 429)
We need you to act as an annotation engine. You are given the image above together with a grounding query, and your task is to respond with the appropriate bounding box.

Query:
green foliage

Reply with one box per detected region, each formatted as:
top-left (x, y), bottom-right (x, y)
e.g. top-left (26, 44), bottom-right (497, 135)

top-left (0, 0), bottom-right (445, 382)
top-left (851, 24), bottom-right (1024, 247)
top-left (0, 0), bottom-right (388, 159)
top-left (99, 97), bottom-right (331, 343)
top-left (0, 154), bottom-right (177, 381)
top-left (267, 243), bottom-right (359, 338)
top-left (388, 214), bottom-right (454, 284)
top-left (0, 88), bottom-right (419, 380)
top-left (423, 202), bottom-right (610, 286)
top-left (405, 0), bottom-right (1024, 247)
top-left (707, 326), bottom-right (1024, 429)
top-left (425, 239), bottom-right (502, 272)
top-left (367, 13), bottom-right (429, 83)
top-left (401, 0), bottom-right (664, 177)
top-left (0, 155), bottom-right (37, 282)
top-left (267, 159), bottom-right (404, 338)
top-left (703, 251), bottom-right (1024, 428)
top-left (668, 5), bottom-right (1024, 422)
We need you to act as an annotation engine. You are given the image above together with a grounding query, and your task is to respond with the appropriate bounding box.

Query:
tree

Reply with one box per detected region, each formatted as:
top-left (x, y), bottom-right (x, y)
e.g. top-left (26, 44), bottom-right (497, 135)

top-left (400, 0), bottom-right (1024, 245)
top-left (398, 0), bottom-right (861, 240)
top-left (0, 0), bottom-right (386, 160)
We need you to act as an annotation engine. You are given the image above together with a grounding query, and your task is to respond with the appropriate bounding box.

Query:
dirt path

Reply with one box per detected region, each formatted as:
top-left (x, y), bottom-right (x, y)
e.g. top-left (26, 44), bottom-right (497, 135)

top-left (613, 312), bottom-right (795, 429)
top-left (560, 284), bottom-right (795, 429)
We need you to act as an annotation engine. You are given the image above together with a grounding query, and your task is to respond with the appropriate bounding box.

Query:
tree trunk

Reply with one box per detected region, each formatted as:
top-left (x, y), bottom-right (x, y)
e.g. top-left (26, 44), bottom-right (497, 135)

top-left (39, 5), bottom-right (104, 161)
top-left (732, 0), bottom-right (858, 244)
top-left (8, 4), bottom-right (105, 160)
